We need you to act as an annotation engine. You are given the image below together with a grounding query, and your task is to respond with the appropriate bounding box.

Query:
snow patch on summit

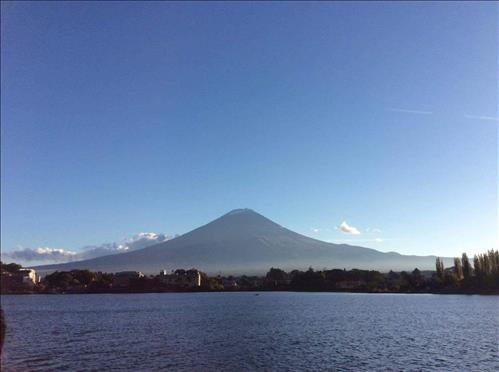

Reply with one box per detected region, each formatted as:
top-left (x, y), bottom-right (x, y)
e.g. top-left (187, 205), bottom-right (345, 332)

top-left (226, 208), bottom-right (254, 215)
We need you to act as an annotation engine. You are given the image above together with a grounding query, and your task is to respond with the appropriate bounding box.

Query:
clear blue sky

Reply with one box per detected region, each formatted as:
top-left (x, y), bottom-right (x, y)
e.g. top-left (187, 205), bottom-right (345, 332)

top-left (1, 2), bottom-right (497, 260)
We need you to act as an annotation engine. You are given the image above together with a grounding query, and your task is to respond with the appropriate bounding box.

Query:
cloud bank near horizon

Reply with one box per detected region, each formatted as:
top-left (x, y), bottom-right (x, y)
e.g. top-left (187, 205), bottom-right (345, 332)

top-left (2, 232), bottom-right (176, 265)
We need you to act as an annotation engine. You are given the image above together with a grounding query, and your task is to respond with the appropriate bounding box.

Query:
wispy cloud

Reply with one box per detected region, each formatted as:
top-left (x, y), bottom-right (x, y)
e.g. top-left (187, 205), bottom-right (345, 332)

top-left (2, 232), bottom-right (176, 264)
top-left (310, 227), bottom-right (321, 233)
top-left (388, 108), bottom-right (433, 115)
top-left (336, 221), bottom-right (361, 235)
top-left (328, 238), bottom-right (384, 244)
top-left (464, 114), bottom-right (499, 122)
top-left (366, 227), bottom-right (382, 233)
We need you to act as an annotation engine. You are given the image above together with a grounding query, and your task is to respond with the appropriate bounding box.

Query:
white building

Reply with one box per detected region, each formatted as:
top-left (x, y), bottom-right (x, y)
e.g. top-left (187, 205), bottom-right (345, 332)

top-left (19, 269), bottom-right (38, 285)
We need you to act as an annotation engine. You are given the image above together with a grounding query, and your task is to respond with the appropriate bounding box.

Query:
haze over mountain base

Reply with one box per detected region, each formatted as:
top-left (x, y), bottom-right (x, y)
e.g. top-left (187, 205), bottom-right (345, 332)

top-left (34, 209), bottom-right (451, 275)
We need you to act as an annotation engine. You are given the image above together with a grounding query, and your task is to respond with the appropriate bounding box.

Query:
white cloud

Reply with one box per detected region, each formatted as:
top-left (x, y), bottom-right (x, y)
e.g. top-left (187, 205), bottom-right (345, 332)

top-left (388, 108), bottom-right (433, 115)
top-left (366, 227), bottom-right (382, 233)
top-left (5, 247), bottom-right (78, 262)
top-left (464, 114), bottom-right (499, 122)
top-left (3, 232), bottom-right (176, 264)
top-left (82, 232), bottom-right (175, 256)
top-left (336, 221), bottom-right (361, 235)
top-left (310, 228), bottom-right (321, 233)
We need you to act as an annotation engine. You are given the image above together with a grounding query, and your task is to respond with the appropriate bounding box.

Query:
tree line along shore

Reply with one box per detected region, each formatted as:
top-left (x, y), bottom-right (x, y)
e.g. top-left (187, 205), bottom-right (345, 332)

top-left (1, 250), bottom-right (498, 295)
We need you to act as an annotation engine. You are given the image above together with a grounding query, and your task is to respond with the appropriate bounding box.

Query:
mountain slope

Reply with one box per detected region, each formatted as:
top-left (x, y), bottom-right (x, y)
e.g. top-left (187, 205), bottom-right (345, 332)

top-left (34, 209), bottom-right (450, 274)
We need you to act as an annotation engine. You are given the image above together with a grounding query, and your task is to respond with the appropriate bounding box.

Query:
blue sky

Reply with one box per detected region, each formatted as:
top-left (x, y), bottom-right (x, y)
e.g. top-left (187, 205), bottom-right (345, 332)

top-left (1, 2), bottom-right (497, 264)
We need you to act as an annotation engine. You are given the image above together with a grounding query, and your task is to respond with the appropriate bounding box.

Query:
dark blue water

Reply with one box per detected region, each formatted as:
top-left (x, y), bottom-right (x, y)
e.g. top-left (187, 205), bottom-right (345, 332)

top-left (1, 292), bottom-right (498, 371)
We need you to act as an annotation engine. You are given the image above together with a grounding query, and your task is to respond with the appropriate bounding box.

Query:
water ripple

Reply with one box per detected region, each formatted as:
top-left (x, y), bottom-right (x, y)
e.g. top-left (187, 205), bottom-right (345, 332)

top-left (1, 292), bottom-right (498, 371)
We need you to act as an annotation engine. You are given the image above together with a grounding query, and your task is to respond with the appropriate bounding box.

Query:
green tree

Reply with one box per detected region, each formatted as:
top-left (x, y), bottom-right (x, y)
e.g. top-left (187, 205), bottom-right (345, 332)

top-left (461, 253), bottom-right (472, 280)
top-left (473, 254), bottom-right (482, 277)
top-left (70, 270), bottom-right (94, 286)
top-left (489, 250), bottom-right (499, 276)
top-left (435, 257), bottom-right (445, 280)
top-left (481, 253), bottom-right (490, 276)
top-left (45, 271), bottom-right (73, 290)
top-left (266, 267), bottom-right (288, 282)
top-left (453, 257), bottom-right (463, 280)
top-left (1, 262), bottom-right (22, 273)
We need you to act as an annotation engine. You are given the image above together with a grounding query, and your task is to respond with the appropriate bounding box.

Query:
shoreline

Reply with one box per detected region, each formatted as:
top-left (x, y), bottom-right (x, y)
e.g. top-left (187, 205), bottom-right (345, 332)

top-left (2, 288), bottom-right (498, 296)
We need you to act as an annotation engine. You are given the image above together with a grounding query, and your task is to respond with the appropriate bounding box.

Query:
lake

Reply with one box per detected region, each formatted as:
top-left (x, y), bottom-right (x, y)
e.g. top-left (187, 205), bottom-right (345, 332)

top-left (1, 292), bottom-right (498, 371)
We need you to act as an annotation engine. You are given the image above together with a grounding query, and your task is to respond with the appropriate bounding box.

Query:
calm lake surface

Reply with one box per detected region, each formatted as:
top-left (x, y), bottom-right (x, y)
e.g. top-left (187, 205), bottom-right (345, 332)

top-left (1, 292), bottom-right (498, 371)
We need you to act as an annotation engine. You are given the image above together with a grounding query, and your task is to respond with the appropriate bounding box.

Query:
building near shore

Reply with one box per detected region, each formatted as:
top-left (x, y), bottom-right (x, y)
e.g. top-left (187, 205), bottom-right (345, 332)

top-left (0, 267), bottom-right (38, 291)
top-left (19, 269), bottom-right (38, 285)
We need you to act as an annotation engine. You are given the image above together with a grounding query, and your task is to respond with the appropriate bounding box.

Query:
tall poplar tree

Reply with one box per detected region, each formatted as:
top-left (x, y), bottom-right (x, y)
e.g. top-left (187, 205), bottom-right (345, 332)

top-left (454, 257), bottom-right (463, 280)
top-left (436, 257), bottom-right (445, 280)
top-left (462, 253), bottom-right (472, 280)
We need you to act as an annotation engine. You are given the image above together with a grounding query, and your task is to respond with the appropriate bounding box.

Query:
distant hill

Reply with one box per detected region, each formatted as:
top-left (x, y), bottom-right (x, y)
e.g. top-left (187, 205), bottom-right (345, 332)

top-left (34, 209), bottom-right (451, 275)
